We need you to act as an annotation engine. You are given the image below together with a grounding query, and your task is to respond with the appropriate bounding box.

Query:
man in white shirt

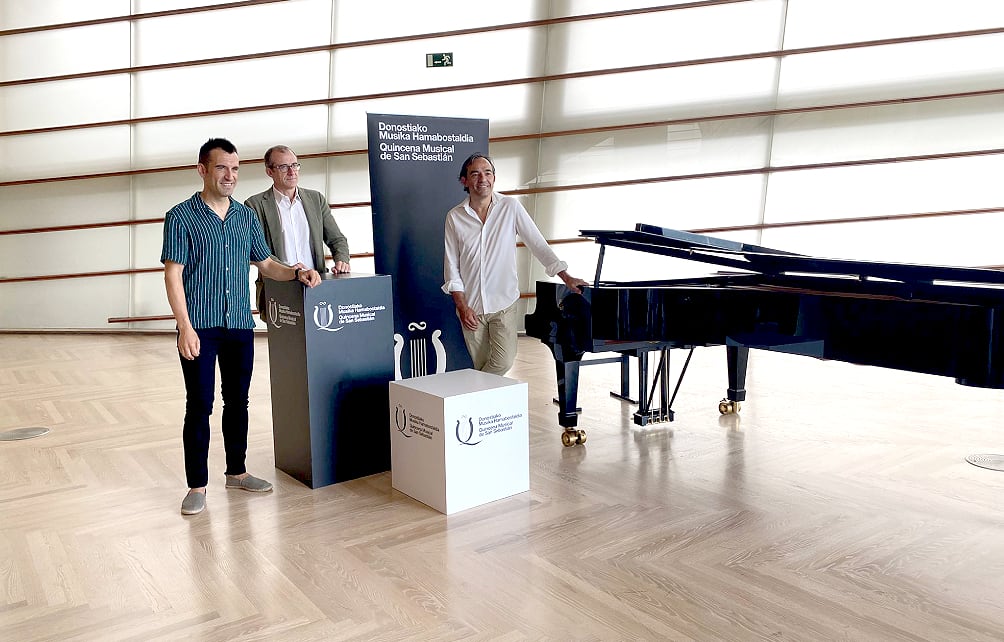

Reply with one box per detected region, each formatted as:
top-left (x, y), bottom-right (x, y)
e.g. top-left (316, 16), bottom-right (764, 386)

top-left (244, 145), bottom-right (351, 312)
top-left (442, 153), bottom-right (587, 375)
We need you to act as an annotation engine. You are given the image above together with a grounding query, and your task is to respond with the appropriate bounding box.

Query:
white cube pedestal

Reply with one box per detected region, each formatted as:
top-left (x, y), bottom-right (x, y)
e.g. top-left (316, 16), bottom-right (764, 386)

top-left (389, 369), bottom-right (529, 514)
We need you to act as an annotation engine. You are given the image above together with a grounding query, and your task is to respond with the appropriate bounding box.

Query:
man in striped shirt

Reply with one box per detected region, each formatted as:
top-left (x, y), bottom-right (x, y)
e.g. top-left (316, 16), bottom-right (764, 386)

top-left (161, 137), bottom-right (321, 516)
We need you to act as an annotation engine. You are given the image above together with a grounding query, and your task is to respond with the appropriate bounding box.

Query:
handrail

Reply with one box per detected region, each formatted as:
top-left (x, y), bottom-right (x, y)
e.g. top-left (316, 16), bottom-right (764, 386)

top-left (106, 251), bottom-right (1004, 325)
top-left (0, 253), bottom-right (375, 284)
top-left (2, 148), bottom-right (1001, 238)
top-left (0, 0), bottom-right (289, 36)
top-left (7, 199), bottom-right (1002, 286)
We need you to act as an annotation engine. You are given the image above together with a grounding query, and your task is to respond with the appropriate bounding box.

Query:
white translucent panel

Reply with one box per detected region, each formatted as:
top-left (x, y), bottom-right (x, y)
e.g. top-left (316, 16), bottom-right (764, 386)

top-left (326, 154), bottom-right (372, 204)
top-left (514, 244), bottom-right (585, 300)
top-left (328, 206), bottom-right (373, 256)
top-left (551, 1), bottom-right (720, 14)
top-left (328, 85), bottom-right (543, 149)
top-left (777, 34), bottom-right (1004, 107)
top-left (236, 163), bottom-right (280, 199)
top-left (770, 95), bottom-right (1004, 166)
top-left (132, 222), bottom-right (168, 268)
top-left (132, 0), bottom-right (332, 65)
top-left (487, 138), bottom-right (545, 197)
top-left (0, 0), bottom-right (126, 30)
top-left (323, 156), bottom-right (377, 255)
top-left (760, 212), bottom-right (1004, 268)
top-left (535, 119), bottom-right (770, 188)
top-left (333, 1), bottom-right (541, 41)
top-left (130, 271), bottom-right (173, 327)
top-left (133, 0), bottom-right (263, 11)
top-left (1, 76), bottom-right (130, 131)
top-left (131, 106), bottom-right (329, 167)
top-left (532, 174), bottom-right (767, 239)
top-left (331, 29), bottom-right (545, 96)
top-left (552, 0), bottom-right (784, 72)
top-left (546, 59), bottom-right (780, 131)
top-left (521, 240), bottom-right (598, 290)
top-left (764, 155), bottom-right (1004, 224)
top-left (237, 156), bottom-right (330, 204)
top-left (0, 127), bottom-right (131, 181)
top-left (0, 277), bottom-right (132, 329)
top-left (0, 227), bottom-right (131, 279)
top-left (133, 169), bottom-right (208, 221)
top-left (0, 25), bottom-right (128, 81)
top-left (0, 177), bottom-right (131, 231)
top-left (345, 256), bottom-right (376, 273)
top-left (784, 0), bottom-right (1004, 47)
top-left (133, 53), bottom-right (329, 118)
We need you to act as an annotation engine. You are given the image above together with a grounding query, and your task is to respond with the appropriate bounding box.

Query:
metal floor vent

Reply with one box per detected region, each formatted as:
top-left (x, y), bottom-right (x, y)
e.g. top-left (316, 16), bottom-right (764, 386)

top-left (965, 454), bottom-right (1004, 472)
top-left (0, 427), bottom-right (50, 441)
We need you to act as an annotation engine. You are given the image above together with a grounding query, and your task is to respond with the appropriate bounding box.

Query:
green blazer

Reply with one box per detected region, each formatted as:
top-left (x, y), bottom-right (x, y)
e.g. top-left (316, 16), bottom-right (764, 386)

top-left (244, 186), bottom-right (350, 310)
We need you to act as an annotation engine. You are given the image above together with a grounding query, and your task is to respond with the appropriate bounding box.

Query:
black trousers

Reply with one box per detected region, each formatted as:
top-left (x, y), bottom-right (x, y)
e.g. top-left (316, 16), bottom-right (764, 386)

top-left (178, 327), bottom-right (255, 488)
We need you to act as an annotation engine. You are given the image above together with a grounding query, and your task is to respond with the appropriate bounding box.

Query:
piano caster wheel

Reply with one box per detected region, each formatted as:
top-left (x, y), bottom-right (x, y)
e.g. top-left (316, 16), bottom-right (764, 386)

top-left (718, 399), bottom-right (741, 415)
top-left (561, 429), bottom-right (587, 447)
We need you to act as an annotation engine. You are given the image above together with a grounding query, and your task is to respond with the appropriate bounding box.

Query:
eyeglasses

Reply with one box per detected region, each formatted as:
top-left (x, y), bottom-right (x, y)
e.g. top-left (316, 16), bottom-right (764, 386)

top-left (270, 162), bottom-right (301, 173)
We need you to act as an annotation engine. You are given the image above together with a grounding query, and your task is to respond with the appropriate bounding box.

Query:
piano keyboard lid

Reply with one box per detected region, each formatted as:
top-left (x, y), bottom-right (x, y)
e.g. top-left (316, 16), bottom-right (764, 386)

top-left (578, 223), bottom-right (1004, 287)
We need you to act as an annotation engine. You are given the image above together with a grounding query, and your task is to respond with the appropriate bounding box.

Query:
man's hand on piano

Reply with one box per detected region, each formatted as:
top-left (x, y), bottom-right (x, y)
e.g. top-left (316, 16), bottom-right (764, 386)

top-left (558, 271), bottom-right (589, 295)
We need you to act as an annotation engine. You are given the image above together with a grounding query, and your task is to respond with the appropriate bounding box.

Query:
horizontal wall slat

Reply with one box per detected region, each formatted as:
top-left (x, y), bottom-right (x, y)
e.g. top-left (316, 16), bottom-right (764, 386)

top-left (3, 87), bottom-right (1002, 187)
top-left (5, 27), bottom-right (1002, 138)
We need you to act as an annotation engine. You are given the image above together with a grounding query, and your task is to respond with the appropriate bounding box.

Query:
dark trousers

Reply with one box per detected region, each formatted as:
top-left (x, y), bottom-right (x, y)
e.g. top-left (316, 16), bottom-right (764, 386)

top-left (179, 327), bottom-right (255, 488)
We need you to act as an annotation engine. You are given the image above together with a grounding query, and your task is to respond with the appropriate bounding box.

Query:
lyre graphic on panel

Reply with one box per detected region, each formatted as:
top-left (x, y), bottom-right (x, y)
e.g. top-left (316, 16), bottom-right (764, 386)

top-left (268, 298), bottom-right (280, 328)
top-left (394, 321), bottom-right (446, 379)
top-left (313, 302), bottom-right (343, 332)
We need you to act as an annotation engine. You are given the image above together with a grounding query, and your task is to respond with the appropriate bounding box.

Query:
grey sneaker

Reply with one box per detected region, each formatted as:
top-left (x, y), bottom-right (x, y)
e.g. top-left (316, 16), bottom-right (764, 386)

top-left (225, 474), bottom-right (273, 493)
top-left (181, 490), bottom-right (206, 515)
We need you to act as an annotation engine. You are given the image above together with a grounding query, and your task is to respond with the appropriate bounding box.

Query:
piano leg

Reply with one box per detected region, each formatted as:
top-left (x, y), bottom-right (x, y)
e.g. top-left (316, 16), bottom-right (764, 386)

top-left (555, 359), bottom-right (588, 446)
top-left (722, 345), bottom-right (749, 414)
top-left (555, 359), bottom-right (581, 429)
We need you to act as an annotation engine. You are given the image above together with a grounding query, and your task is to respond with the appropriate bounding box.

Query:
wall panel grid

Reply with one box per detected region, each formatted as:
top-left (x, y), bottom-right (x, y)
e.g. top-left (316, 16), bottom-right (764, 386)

top-left (1, 0), bottom-right (1002, 329)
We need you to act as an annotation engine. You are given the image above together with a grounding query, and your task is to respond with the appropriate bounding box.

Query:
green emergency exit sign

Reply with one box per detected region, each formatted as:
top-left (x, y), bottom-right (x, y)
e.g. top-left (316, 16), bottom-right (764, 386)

top-left (426, 53), bottom-right (453, 67)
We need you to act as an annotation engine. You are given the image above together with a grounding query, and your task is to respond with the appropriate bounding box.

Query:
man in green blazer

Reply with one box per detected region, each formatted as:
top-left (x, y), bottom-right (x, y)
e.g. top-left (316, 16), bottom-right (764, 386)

top-left (245, 145), bottom-right (351, 312)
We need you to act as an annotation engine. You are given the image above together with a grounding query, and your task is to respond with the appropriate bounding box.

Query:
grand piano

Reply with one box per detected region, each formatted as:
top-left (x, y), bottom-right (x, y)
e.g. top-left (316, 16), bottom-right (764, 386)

top-left (525, 224), bottom-right (1004, 446)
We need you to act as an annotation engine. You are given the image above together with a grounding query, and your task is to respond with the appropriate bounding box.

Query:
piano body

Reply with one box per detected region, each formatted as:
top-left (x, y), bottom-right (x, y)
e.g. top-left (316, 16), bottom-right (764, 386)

top-left (524, 224), bottom-right (1004, 446)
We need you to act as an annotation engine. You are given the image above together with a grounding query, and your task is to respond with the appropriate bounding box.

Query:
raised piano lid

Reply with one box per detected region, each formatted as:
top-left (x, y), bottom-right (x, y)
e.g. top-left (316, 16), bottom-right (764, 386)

top-left (579, 223), bottom-right (1004, 287)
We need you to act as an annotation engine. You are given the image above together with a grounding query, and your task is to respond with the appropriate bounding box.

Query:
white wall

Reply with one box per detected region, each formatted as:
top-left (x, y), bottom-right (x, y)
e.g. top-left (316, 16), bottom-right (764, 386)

top-left (1, 0), bottom-right (1003, 329)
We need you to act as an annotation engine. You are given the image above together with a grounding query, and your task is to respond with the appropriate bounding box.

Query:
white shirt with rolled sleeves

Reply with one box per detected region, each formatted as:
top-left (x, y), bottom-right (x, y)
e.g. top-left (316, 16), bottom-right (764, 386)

top-left (442, 192), bottom-right (567, 315)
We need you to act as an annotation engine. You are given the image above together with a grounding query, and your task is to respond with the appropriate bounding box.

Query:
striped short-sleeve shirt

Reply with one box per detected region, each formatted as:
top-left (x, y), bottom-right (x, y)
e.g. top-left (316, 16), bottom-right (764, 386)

top-left (161, 192), bottom-right (272, 330)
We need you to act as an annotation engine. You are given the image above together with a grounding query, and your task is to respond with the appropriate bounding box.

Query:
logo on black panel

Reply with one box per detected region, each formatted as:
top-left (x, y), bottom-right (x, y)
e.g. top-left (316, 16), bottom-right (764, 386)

top-left (313, 302), bottom-right (343, 332)
top-left (268, 298), bottom-right (280, 329)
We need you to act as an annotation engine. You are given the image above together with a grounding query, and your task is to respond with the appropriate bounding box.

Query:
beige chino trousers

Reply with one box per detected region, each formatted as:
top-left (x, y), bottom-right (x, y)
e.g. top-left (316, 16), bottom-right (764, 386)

top-left (460, 301), bottom-right (519, 376)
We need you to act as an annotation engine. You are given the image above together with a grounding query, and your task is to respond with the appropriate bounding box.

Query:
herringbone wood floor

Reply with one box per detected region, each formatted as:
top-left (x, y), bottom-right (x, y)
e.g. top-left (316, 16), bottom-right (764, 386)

top-left (2, 332), bottom-right (1003, 641)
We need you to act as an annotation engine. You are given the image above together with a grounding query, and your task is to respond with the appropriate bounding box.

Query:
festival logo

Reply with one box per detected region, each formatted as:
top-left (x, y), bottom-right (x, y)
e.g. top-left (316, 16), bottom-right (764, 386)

top-left (394, 403), bottom-right (412, 438)
top-left (394, 320), bottom-right (446, 379)
top-left (313, 301), bottom-right (343, 332)
top-left (455, 415), bottom-right (480, 446)
top-left (267, 298), bottom-right (280, 329)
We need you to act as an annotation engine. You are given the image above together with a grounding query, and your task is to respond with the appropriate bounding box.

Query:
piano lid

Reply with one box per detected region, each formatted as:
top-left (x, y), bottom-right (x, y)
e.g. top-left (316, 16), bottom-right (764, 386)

top-left (579, 224), bottom-right (1004, 287)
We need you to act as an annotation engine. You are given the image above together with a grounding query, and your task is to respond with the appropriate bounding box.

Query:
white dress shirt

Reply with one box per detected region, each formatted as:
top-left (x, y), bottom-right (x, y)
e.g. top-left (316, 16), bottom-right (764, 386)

top-left (442, 192), bottom-right (567, 315)
top-left (273, 187), bottom-right (314, 270)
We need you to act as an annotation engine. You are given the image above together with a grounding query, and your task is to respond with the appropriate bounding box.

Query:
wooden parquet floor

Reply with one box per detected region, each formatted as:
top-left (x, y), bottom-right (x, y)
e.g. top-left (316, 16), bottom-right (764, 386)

top-left (2, 332), bottom-right (1004, 641)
